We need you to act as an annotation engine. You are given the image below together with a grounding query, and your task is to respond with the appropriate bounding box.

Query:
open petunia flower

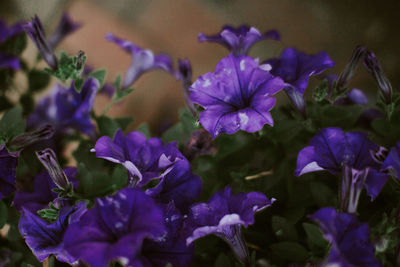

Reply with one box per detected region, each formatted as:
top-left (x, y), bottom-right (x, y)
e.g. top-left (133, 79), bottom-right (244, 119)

top-left (0, 19), bottom-right (24, 70)
top-left (265, 47), bottom-right (334, 116)
top-left (64, 188), bottom-right (165, 267)
top-left (136, 202), bottom-right (194, 267)
top-left (381, 141), bottom-right (400, 180)
top-left (198, 25), bottom-right (280, 56)
top-left (0, 144), bottom-right (19, 200)
top-left (190, 54), bottom-right (284, 138)
top-left (28, 78), bottom-right (99, 138)
top-left (186, 187), bottom-right (275, 265)
top-left (19, 202), bottom-right (86, 263)
top-left (296, 127), bottom-right (388, 213)
top-left (311, 207), bottom-right (381, 267)
top-left (106, 33), bottom-right (175, 89)
top-left (13, 167), bottom-right (77, 213)
top-left (92, 129), bottom-right (185, 187)
top-left (146, 159), bottom-right (202, 212)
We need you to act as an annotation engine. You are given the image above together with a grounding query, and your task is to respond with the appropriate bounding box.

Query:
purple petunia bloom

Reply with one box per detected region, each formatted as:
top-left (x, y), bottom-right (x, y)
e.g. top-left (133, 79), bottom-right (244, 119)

top-left (136, 202), bottom-right (194, 267)
top-left (186, 187), bottom-right (274, 265)
top-left (190, 54), bottom-right (284, 138)
top-left (296, 127), bottom-right (388, 213)
top-left (0, 144), bottom-right (19, 200)
top-left (0, 19), bottom-right (24, 70)
top-left (19, 202), bottom-right (86, 263)
top-left (106, 33), bottom-right (175, 90)
top-left (64, 188), bottom-right (165, 267)
top-left (92, 129), bottom-right (184, 186)
top-left (13, 167), bottom-right (77, 213)
top-left (265, 47), bottom-right (334, 116)
top-left (198, 25), bottom-right (280, 56)
top-left (28, 78), bottom-right (99, 137)
top-left (381, 142), bottom-right (400, 180)
top-left (311, 207), bottom-right (381, 267)
top-left (23, 14), bottom-right (81, 70)
top-left (146, 159), bottom-right (202, 212)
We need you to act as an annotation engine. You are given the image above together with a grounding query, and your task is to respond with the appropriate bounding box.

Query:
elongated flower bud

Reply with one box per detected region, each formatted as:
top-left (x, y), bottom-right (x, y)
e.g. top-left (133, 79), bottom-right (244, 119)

top-left (10, 125), bottom-right (54, 149)
top-left (36, 148), bottom-right (69, 190)
top-left (336, 46), bottom-right (367, 90)
top-left (178, 58), bottom-right (197, 117)
top-left (23, 15), bottom-right (58, 70)
top-left (363, 50), bottom-right (393, 104)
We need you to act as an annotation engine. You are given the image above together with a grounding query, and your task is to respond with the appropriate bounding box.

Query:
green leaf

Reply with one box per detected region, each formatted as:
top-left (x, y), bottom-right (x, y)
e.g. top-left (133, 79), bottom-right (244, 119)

top-left (111, 73), bottom-right (136, 102)
top-left (271, 215), bottom-right (299, 241)
top-left (0, 95), bottom-right (13, 112)
top-left (310, 181), bottom-right (336, 207)
top-left (96, 115), bottom-right (133, 137)
top-left (74, 77), bottom-right (84, 93)
top-left (19, 93), bottom-right (34, 115)
top-left (115, 116), bottom-right (133, 131)
top-left (0, 201), bottom-right (7, 228)
top-left (45, 51), bottom-right (86, 83)
top-left (28, 69), bottom-right (50, 92)
top-left (96, 115), bottom-right (120, 137)
top-left (137, 123), bottom-right (151, 138)
top-left (270, 241), bottom-right (309, 262)
top-left (73, 140), bottom-right (103, 170)
top-left (90, 69), bottom-right (107, 87)
top-left (302, 223), bottom-right (328, 248)
top-left (0, 33), bottom-right (27, 55)
top-left (0, 106), bottom-right (26, 142)
top-left (312, 79), bottom-right (328, 102)
top-left (214, 253), bottom-right (232, 267)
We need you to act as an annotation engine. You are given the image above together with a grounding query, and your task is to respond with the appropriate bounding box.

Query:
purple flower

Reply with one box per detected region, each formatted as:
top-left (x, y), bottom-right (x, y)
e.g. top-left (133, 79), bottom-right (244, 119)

top-left (23, 14), bottom-right (80, 70)
top-left (0, 53), bottom-right (20, 70)
top-left (190, 54), bottom-right (284, 138)
top-left (296, 127), bottom-right (388, 213)
top-left (0, 144), bottom-right (19, 200)
top-left (13, 167), bottom-right (77, 213)
top-left (0, 19), bottom-right (24, 70)
top-left (92, 129), bottom-right (185, 187)
top-left (0, 19), bottom-right (23, 43)
top-left (186, 187), bottom-right (274, 265)
top-left (334, 88), bottom-right (369, 106)
top-left (47, 13), bottom-right (81, 48)
top-left (311, 207), bottom-right (381, 267)
top-left (106, 33), bottom-right (174, 89)
top-left (146, 159), bottom-right (202, 212)
top-left (265, 47), bottom-right (334, 116)
top-left (28, 78), bottom-right (99, 137)
top-left (198, 25), bottom-right (280, 56)
top-left (381, 142), bottom-right (400, 180)
top-left (19, 202), bottom-right (86, 263)
top-left (136, 202), bottom-right (194, 267)
top-left (64, 188), bottom-right (165, 267)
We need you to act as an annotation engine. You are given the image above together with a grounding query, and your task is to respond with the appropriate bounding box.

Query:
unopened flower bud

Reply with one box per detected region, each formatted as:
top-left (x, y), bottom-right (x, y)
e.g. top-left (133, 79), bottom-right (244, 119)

top-left (336, 46), bottom-right (367, 90)
top-left (10, 125), bottom-right (54, 149)
top-left (36, 148), bottom-right (69, 190)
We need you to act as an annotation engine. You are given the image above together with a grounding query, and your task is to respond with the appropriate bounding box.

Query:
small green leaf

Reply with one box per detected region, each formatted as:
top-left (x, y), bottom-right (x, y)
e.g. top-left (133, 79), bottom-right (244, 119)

top-left (0, 33), bottom-right (27, 55)
top-left (115, 116), bottom-right (133, 131)
top-left (270, 241), bottom-right (309, 262)
top-left (74, 77), bottom-right (84, 93)
top-left (137, 123), bottom-right (151, 138)
top-left (312, 79), bottom-right (328, 102)
top-left (28, 69), bottom-right (50, 92)
top-left (90, 69), bottom-right (107, 87)
top-left (0, 106), bottom-right (26, 142)
top-left (96, 115), bottom-right (119, 137)
top-left (45, 51), bottom-right (86, 83)
top-left (302, 223), bottom-right (328, 248)
top-left (271, 215), bottom-right (299, 241)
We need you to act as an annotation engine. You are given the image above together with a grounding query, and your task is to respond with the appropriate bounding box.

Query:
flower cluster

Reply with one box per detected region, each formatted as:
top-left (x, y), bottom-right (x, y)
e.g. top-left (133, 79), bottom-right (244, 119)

top-left (0, 12), bottom-right (398, 267)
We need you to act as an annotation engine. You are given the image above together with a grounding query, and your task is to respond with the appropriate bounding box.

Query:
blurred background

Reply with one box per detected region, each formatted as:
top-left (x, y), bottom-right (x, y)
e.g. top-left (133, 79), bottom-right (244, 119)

top-left (1, 0), bottom-right (399, 132)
